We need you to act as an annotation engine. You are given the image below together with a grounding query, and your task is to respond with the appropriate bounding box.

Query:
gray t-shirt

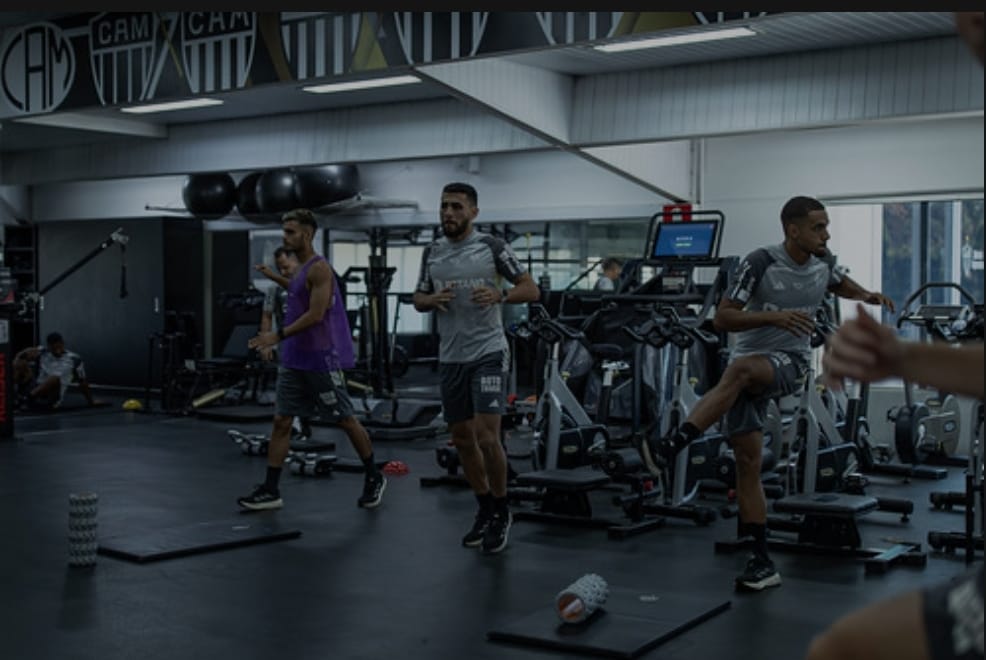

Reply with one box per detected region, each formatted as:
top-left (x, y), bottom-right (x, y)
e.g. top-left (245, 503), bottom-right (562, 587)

top-left (416, 230), bottom-right (527, 363)
top-left (594, 277), bottom-right (616, 291)
top-left (725, 243), bottom-right (844, 362)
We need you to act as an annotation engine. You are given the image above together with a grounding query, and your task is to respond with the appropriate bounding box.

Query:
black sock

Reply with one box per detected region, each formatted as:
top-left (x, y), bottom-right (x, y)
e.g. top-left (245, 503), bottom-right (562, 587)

top-left (680, 422), bottom-right (702, 442)
top-left (747, 522), bottom-right (769, 559)
top-left (476, 491), bottom-right (494, 515)
top-left (264, 466), bottom-right (282, 493)
top-left (493, 495), bottom-right (509, 516)
top-left (362, 453), bottom-right (380, 477)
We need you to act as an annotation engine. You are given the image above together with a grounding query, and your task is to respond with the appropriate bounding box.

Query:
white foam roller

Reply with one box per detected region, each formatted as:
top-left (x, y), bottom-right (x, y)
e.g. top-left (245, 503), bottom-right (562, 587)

top-left (555, 573), bottom-right (609, 623)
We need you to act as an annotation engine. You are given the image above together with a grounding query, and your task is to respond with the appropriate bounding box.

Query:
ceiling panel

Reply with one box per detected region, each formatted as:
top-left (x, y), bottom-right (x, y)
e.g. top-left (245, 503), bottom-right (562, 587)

top-left (0, 12), bottom-right (966, 155)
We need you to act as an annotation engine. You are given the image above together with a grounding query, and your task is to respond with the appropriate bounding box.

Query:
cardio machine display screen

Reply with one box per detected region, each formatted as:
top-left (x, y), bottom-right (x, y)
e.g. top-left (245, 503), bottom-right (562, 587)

top-left (649, 220), bottom-right (719, 261)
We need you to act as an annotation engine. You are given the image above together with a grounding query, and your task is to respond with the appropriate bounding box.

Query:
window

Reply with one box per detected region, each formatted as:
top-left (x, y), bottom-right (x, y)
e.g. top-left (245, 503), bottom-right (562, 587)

top-left (828, 197), bottom-right (984, 337)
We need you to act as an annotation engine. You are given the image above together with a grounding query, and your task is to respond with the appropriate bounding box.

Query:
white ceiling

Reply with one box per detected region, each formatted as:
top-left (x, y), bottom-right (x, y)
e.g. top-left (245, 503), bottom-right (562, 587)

top-left (0, 11), bottom-right (962, 155)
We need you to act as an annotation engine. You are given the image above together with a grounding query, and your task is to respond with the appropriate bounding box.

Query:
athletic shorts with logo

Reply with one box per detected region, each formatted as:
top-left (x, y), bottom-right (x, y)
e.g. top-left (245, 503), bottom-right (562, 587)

top-left (275, 367), bottom-right (354, 422)
top-left (439, 351), bottom-right (508, 424)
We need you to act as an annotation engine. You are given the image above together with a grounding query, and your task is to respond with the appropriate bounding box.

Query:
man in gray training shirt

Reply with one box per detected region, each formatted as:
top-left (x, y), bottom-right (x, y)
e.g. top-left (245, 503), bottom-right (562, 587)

top-left (414, 182), bottom-right (540, 555)
top-left (638, 195), bottom-right (894, 592)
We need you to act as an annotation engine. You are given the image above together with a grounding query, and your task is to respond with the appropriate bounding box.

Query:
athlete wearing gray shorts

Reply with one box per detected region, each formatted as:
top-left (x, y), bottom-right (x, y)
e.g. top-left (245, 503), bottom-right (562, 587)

top-left (414, 182), bottom-right (540, 555)
top-left (638, 196), bottom-right (894, 592)
top-left (276, 367), bottom-right (355, 421)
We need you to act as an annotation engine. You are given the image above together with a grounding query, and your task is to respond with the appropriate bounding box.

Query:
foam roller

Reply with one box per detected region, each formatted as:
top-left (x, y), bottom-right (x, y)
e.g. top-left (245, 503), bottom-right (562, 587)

top-left (555, 573), bottom-right (608, 623)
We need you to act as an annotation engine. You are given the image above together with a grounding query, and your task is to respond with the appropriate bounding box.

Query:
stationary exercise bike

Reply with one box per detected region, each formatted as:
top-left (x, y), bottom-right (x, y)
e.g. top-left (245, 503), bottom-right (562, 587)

top-left (520, 303), bottom-right (624, 471)
top-left (889, 282), bottom-right (981, 468)
top-left (620, 305), bottom-right (725, 524)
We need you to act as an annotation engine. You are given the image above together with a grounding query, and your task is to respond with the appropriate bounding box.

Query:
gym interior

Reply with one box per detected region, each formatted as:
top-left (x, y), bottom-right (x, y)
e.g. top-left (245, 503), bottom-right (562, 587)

top-left (0, 11), bottom-right (983, 660)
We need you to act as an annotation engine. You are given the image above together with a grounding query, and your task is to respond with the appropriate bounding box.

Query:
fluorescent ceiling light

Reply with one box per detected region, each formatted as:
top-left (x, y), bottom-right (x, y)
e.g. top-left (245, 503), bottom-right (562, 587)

top-left (595, 26), bottom-right (756, 53)
top-left (121, 98), bottom-right (224, 114)
top-left (302, 74), bottom-right (421, 94)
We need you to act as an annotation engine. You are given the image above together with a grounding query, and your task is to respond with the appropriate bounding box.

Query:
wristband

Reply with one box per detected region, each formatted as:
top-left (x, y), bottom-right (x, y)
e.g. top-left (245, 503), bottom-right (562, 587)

top-left (501, 289), bottom-right (510, 304)
top-left (277, 327), bottom-right (286, 341)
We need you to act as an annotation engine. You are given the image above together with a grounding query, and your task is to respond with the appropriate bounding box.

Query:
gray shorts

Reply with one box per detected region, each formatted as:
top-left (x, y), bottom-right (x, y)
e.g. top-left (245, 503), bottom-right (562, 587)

top-left (439, 351), bottom-right (508, 424)
top-left (724, 351), bottom-right (807, 438)
top-left (275, 367), bottom-right (354, 422)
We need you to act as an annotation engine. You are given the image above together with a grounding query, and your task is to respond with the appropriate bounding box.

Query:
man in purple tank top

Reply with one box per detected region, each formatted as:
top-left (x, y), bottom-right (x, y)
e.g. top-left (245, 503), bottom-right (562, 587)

top-left (238, 208), bottom-right (385, 511)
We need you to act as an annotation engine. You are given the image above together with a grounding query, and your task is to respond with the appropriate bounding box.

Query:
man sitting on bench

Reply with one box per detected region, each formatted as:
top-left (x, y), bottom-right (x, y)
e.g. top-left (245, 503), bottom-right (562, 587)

top-left (14, 332), bottom-right (101, 410)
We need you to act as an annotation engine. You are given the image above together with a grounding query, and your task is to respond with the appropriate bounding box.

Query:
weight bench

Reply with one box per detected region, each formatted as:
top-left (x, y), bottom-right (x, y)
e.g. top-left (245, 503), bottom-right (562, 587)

top-left (714, 492), bottom-right (926, 574)
top-left (362, 398), bottom-right (443, 441)
top-left (513, 468), bottom-right (665, 539)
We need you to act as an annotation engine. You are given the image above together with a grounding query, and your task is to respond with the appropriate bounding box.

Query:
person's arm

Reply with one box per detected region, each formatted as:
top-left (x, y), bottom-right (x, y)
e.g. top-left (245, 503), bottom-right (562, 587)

top-left (500, 272), bottom-right (539, 304)
top-left (805, 589), bottom-right (928, 660)
top-left (258, 309), bottom-right (275, 361)
top-left (411, 244), bottom-right (454, 312)
top-left (72, 359), bottom-right (100, 405)
top-left (713, 297), bottom-right (816, 336)
top-left (76, 378), bottom-right (99, 406)
top-left (473, 239), bottom-right (539, 308)
top-left (254, 263), bottom-right (290, 289)
top-left (14, 346), bottom-right (41, 364)
top-left (711, 248), bottom-right (815, 336)
top-left (829, 274), bottom-right (895, 312)
top-left (823, 303), bottom-right (984, 399)
top-left (249, 261), bottom-right (333, 349)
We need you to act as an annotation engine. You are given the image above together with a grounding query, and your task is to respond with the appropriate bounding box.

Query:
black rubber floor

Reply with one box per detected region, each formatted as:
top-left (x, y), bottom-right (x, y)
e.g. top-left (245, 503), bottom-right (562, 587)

top-left (1, 402), bottom-right (977, 660)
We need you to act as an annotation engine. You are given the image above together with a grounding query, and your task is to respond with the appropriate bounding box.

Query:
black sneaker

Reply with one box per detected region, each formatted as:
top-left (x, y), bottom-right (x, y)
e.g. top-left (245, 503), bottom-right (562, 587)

top-left (735, 554), bottom-right (781, 592)
top-left (358, 473), bottom-right (387, 509)
top-left (462, 509), bottom-right (493, 548)
top-left (643, 428), bottom-right (690, 474)
top-left (237, 484), bottom-right (283, 511)
top-left (482, 510), bottom-right (512, 554)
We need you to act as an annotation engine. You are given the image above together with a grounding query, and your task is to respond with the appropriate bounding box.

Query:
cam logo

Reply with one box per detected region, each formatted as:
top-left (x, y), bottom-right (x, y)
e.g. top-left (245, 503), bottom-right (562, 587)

top-left (280, 12), bottom-right (368, 79)
top-left (1, 22), bottom-right (75, 114)
top-left (536, 12), bottom-right (623, 45)
top-left (89, 12), bottom-right (179, 106)
top-left (180, 12), bottom-right (257, 94)
top-left (389, 12), bottom-right (489, 64)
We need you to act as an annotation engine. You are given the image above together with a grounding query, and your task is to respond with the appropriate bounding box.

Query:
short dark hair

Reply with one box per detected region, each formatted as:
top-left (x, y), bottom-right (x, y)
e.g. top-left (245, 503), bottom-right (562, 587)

top-left (601, 257), bottom-right (623, 271)
top-left (273, 247), bottom-right (294, 260)
top-left (46, 332), bottom-right (64, 345)
top-left (282, 208), bottom-right (317, 232)
top-left (442, 182), bottom-right (478, 206)
top-left (780, 196), bottom-right (825, 226)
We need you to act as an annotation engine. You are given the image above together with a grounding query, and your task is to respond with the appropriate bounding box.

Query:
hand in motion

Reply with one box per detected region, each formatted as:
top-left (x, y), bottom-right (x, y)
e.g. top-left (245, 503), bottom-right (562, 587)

top-left (259, 346), bottom-right (274, 362)
top-left (254, 263), bottom-right (276, 279)
top-left (862, 291), bottom-right (895, 313)
top-left (822, 304), bottom-right (902, 390)
top-left (471, 286), bottom-right (502, 309)
top-left (772, 310), bottom-right (816, 336)
top-left (248, 331), bottom-right (279, 350)
top-left (430, 287), bottom-right (455, 312)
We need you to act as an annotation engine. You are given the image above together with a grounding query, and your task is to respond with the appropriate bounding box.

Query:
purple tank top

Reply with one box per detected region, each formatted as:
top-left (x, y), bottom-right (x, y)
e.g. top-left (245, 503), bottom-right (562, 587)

top-left (280, 255), bottom-right (355, 371)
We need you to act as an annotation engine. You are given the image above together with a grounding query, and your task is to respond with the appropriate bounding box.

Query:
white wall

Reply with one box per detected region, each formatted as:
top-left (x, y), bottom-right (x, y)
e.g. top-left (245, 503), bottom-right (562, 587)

top-left (702, 116), bottom-right (984, 258)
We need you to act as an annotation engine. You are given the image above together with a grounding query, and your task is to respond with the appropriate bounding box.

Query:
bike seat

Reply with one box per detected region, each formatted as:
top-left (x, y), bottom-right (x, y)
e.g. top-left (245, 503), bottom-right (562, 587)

top-left (588, 343), bottom-right (623, 360)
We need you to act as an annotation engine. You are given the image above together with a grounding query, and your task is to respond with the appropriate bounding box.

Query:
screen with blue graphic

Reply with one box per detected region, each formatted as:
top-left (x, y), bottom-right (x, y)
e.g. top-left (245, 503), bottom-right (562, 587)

top-left (650, 221), bottom-right (719, 260)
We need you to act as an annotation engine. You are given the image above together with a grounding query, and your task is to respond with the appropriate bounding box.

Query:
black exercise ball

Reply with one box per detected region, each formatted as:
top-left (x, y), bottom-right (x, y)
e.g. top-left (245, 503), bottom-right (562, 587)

top-left (256, 169), bottom-right (302, 214)
top-left (182, 173), bottom-right (236, 217)
top-left (236, 172), bottom-right (264, 216)
top-left (294, 163), bottom-right (360, 209)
